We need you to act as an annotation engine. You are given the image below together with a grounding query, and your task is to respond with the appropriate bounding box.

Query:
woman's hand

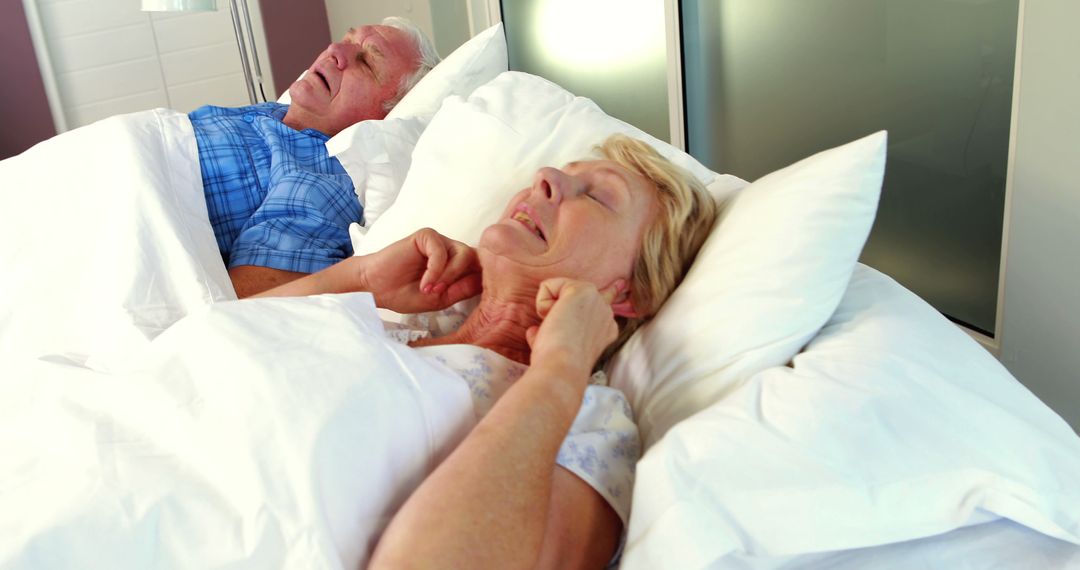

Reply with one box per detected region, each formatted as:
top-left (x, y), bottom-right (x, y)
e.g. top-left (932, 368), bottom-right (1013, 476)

top-left (526, 278), bottom-right (622, 378)
top-left (360, 228), bottom-right (482, 314)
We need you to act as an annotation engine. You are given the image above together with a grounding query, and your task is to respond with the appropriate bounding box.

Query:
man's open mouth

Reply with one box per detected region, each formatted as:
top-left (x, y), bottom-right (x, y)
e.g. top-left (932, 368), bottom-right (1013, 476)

top-left (314, 70), bottom-right (331, 92)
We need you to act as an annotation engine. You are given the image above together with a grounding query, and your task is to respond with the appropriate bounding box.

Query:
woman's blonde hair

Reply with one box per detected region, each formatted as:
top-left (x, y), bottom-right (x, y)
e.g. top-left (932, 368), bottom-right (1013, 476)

top-left (596, 134), bottom-right (720, 365)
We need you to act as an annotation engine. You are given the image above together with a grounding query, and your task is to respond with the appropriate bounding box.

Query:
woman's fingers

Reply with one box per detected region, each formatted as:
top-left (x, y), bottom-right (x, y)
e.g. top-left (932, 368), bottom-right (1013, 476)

top-left (535, 279), bottom-right (617, 334)
top-left (414, 229), bottom-right (482, 296)
top-left (436, 248), bottom-right (482, 305)
top-left (439, 242), bottom-right (481, 288)
top-left (416, 229), bottom-right (448, 293)
top-left (442, 272), bottom-right (482, 306)
top-left (598, 279), bottom-right (625, 305)
top-left (531, 278), bottom-right (621, 371)
top-left (537, 278), bottom-right (623, 317)
top-left (535, 277), bottom-right (571, 319)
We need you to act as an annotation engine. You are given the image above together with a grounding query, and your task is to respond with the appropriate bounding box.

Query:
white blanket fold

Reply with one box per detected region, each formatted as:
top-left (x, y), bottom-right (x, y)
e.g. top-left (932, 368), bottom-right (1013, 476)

top-left (0, 109), bottom-right (233, 365)
top-left (0, 294), bottom-right (476, 569)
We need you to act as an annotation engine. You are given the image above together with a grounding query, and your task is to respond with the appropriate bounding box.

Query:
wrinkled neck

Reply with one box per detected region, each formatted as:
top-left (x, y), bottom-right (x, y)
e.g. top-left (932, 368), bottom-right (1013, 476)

top-left (413, 288), bottom-right (539, 365)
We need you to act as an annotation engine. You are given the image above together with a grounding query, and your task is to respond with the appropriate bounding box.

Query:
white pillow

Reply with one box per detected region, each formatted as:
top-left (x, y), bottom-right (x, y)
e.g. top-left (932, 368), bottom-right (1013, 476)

top-left (608, 131), bottom-right (887, 448)
top-left (355, 71), bottom-right (731, 255)
top-left (621, 264), bottom-right (1080, 567)
top-left (385, 23), bottom-right (508, 121)
top-left (319, 24), bottom-right (507, 231)
top-left (325, 116), bottom-right (426, 228)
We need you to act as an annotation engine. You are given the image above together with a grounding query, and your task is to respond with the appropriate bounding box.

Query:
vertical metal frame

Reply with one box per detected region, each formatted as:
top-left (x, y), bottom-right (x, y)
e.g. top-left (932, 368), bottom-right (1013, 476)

top-left (980, 0), bottom-right (1027, 355)
top-left (229, 0), bottom-right (257, 104)
top-left (664, 0), bottom-right (686, 150)
top-left (236, 0), bottom-right (266, 102)
top-left (21, 0), bottom-right (68, 134)
top-left (956, 0), bottom-right (1023, 355)
top-left (485, 0), bottom-right (504, 28)
top-left (229, 0), bottom-right (267, 104)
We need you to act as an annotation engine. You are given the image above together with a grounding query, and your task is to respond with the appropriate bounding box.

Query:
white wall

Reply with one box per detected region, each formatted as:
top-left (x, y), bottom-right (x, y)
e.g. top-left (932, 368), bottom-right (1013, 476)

top-left (428, 0), bottom-right (470, 56)
top-left (323, 0), bottom-right (434, 48)
top-left (999, 0), bottom-right (1080, 432)
top-left (29, 0), bottom-right (275, 131)
top-left (322, 0), bottom-right (471, 58)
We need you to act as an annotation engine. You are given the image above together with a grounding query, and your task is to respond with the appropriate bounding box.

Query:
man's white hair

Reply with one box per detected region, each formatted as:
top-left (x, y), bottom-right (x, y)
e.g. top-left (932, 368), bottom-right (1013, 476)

top-left (381, 17), bottom-right (441, 112)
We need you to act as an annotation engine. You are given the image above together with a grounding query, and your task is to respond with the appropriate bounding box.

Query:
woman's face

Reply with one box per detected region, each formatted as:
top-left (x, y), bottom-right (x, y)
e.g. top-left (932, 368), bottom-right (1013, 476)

top-left (479, 160), bottom-right (660, 291)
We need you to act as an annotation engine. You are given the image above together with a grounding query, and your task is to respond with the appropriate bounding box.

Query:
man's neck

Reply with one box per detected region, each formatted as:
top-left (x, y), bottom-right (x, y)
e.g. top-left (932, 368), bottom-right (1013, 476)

top-left (282, 107), bottom-right (327, 135)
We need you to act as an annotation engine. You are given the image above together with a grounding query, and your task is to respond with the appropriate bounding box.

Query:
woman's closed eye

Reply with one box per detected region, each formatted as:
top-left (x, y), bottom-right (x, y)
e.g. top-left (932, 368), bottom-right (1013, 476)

top-left (586, 187), bottom-right (615, 210)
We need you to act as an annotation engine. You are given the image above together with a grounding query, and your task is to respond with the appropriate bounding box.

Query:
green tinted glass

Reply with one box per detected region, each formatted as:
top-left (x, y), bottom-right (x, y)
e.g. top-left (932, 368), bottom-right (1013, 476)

top-left (500, 0), bottom-right (670, 141)
top-left (683, 0), bottom-right (1018, 334)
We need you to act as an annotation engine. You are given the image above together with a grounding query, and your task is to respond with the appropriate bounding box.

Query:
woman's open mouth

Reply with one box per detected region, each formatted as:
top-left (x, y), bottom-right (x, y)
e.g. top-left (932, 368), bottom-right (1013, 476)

top-left (512, 211), bottom-right (546, 243)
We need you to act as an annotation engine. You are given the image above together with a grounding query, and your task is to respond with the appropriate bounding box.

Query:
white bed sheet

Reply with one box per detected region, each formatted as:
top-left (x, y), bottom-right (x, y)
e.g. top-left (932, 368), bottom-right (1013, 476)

top-left (757, 519), bottom-right (1080, 569)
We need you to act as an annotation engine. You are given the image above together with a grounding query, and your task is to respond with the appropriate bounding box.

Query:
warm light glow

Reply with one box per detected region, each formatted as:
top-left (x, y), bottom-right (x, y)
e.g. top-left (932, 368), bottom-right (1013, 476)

top-left (534, 0), bottom-right (665, 70)
top-left (140, 0), bottom-right (216, 11)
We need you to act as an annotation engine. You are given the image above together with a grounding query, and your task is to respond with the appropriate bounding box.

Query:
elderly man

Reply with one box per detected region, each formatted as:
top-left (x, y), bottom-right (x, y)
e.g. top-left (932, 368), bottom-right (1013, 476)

top-left (189, 17), bottom-right (439, 298)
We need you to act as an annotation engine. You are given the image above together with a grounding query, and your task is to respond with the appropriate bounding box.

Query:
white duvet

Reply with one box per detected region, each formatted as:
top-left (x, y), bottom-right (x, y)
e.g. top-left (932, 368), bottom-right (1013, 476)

top-left (0, 111), bottom-right (476, 568)
top-left (0, 109), bottom-right (233, 365)
top-left (1, 293), bottom-right (475, 569)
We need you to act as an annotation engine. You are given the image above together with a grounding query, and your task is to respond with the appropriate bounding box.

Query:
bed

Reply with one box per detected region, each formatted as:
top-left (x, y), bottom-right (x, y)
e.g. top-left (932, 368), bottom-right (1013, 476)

top-left (1, 24), bottom-right (1078, 569)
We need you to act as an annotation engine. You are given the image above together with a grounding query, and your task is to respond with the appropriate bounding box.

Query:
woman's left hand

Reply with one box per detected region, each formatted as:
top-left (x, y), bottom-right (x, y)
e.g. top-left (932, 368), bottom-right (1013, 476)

top-left (525, 278), bottom-right (622, 378)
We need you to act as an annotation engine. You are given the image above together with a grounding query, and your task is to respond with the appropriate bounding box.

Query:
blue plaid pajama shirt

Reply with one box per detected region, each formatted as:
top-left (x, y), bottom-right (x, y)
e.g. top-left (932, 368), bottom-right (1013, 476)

top-left (189, 102), bottom-right (362, 274)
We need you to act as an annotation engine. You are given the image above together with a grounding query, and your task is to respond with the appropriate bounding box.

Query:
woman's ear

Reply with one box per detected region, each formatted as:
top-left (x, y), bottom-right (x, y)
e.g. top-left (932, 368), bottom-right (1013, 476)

top-left (609, 281), bottom-right (641, 319)
top-left (611, 298), bottom-right (641, 319)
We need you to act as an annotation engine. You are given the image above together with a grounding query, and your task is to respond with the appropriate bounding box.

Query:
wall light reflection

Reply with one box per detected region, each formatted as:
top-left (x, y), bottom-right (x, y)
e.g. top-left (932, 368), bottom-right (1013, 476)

top-left (533, 0), bottom-right (666, 71)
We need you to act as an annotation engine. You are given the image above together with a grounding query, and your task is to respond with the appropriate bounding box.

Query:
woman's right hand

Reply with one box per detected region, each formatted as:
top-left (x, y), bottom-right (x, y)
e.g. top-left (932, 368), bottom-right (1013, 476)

top-left (525, 278), bottom-right (622, 379)
top-left (359, 228), bottom-right (482, 314)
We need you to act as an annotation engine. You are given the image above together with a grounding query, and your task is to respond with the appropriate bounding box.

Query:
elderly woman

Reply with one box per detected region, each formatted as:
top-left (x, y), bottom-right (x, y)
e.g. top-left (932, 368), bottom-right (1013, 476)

top-left (257, 134), bottom-right (719, 568)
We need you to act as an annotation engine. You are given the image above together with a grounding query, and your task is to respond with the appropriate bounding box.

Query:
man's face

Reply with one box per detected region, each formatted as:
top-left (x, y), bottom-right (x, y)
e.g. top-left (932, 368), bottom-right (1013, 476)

top-left (287, 25), bottom-right (420, 135)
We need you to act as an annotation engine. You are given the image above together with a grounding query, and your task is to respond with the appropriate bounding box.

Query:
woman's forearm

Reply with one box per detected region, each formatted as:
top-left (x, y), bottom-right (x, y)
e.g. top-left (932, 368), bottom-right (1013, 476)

top-left (369, 359), bottom-right (589, 569)
top-left (251, 233), bottom-right (481, 314)
top-left (252, 256), bottom-right (366, 298)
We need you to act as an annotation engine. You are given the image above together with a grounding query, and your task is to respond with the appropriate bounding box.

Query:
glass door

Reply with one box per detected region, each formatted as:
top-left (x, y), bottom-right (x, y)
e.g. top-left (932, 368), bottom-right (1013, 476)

top-left (682, 0), bottom-right (1019, 335)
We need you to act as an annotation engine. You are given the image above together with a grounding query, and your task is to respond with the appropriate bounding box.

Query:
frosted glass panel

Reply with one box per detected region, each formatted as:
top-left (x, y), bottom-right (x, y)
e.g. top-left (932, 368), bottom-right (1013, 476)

top-left (683, 0), bottom-right (1017, 335)
top-left (500, 0), bottom-right (670, 141)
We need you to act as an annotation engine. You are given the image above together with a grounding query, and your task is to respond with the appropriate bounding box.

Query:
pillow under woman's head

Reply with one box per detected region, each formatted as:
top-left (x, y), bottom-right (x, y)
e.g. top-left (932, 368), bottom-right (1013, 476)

top-left (353, 71), bottom-right (723, 256)
top-left (355, 70), bottom-right (886, 451)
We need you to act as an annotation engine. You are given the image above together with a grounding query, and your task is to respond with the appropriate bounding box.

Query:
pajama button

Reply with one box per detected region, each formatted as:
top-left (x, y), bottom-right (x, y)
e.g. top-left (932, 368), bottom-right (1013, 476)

top-left (243, 114), bottom-right (254, 123)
